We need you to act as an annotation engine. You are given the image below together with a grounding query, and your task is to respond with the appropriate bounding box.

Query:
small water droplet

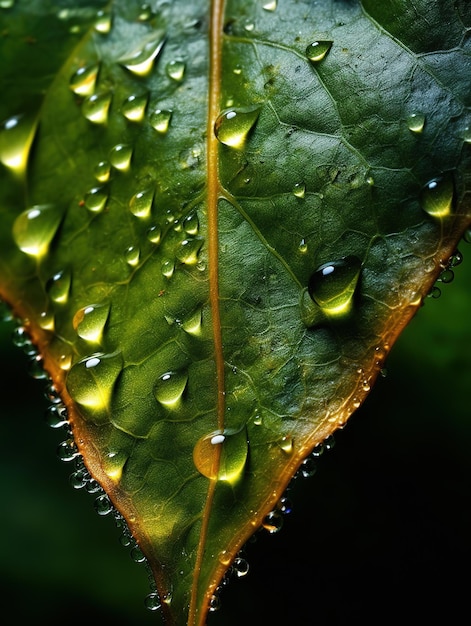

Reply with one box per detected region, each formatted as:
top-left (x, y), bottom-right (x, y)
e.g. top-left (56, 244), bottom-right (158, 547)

top-left (70, 469), bottom-right (89, 489)
top-left (130, 545), bottom-right (147, 563)
top-left (94, 9), bottom-right (112, 34)
top-left (278, 435), bottom-right (293, 453)
top-left (73, 302), bottom-right (110, 343)
top-left (94, 160), bottom-right (111, 182)
top-left (119, 33), bottom-right (165, 76)
top-left (232, 556), bottom-right (249, 578)
top-left (144, 593), bottom-right (161, 612)
top-left (150, 109), bottom-right (172, 133)
top-left (82, 91), bottom-right (112, 124)
top-left (214, 106), bottom-right (261, 149)
top-left (308, 255), bottom-right (362, 317)
top-left (181, 308), bottom-right (202, 335)
top-left (122, 93), bottom-right (148, 122)
top-left (183, 212), bottom-right (199, 235)
top-left (262, 510), bottom-right (283, 534)
top-left (94, 494), bottom-right (114, 516)
top-left (38, 309), bottom-right (55, 331)
top-left (166, 59), bottom-right (186, 81)
top-left (161, 258), bottom-right (175, 278)
top-left (147, 225), bottom-right (161, 245)
top-left (66, 352), bottom-right (123, 423)
top-left (420, 174), bottom-right (455, 218)
top-left (193, 428), bottom-right (249, 483)
top-left (57, 438), bottom-right (80, 462)
top-left (44, 404), bottom-right (68, 429)
top-left (109, 143), bottom-right (133, 171)
top-left (292, 181), bottom-right (306, 198)
top-left (306, 40), bottom-right (333, 62)
top-left (13, 204), bottom-right (64, 258)
top-left (298, 238), bottom-right (308, 253)
top-left (69, 63), bottom-right (100, 96)
top-left (103, 450), bottom-right (128, 483)
top-left (0, 113), bottom-right (37, 175)
top-left (463, 126), bottom-right (471, 143)
top-left (263, 0), bottom-right (277, 11)
top-left (175, 237), bottom-right (204, 265)
top-left (299, 456), bottom-right (317, 478)
top-left (46, 270), bottom-right (72, 304)
top-left (129, 187), bottom-right (154, 218)
top-left (154, 370), bottom-right (188, 408)
top-left (407, 112), bottom-right (425, 133)
top-left (125, 245), bottom-right (140, 267)
top-left (84, 186), bottom-right (108, 213)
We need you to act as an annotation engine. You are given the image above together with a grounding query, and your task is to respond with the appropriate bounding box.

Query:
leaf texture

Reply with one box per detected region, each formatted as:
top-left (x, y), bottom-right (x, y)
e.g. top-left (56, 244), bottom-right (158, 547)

top-left (0, 1), bottom-right (470, 624)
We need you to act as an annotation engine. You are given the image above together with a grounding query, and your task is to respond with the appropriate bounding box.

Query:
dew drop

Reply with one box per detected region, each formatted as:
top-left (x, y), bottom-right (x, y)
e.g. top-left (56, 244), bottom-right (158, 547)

top-left (407, 112), bottom-right (425, 133)
top-left (161, 258), bottom-right (175, 278)
top-left (66, 352), bottom-right (123, 423)
top-left (38, 309), bottom-right (55, 331)
top-left (70, 469), bottom-right (89, 489)
top-left (44, 404), bottom-right (68, 429)
top-left (122, 93), bottom-right (148, 122)
top-left (84, 186), bottom-right (108, 213)
top-left (193, 427), bottom-right (249, 483)
top-left (103, 450), bottom-right (128, 483)
top-left (82, 91), bottom-right (112, 124)
top-left (129, 187), bottom-right (154, 218)
top-left (94, 9), bottom-right (112, 34)
top-left (263, 0), bottom-right (277, 11)
top-left (278, 435), bottom-right (293, 454)
top-left (153, 370), bottom-right (188, 408)
top-left (69, 64), bottom-right (100, 96)
top-left (176, 237), bottom-right (204, 265)
top-left (94, 160), bottom-right (111, 182)
top-left (72, 302), bottom-right (110, 343)
top-left (109, 143), bottom-right (132, 171)
top-left (119, 33), bottom-right (165, 76)
top-left (420, 174), bottom-right (455, 218)
top-left (0, 113), bottom-right (37, 175)
top-left (166, 59), bottom-right (186, 81)
top-left (232, 556), bottom-right (250, 577)
top-left (262, 510), bottom-right (283, 534)
top-left (147, 225), bottom-right (161, 244)
top-left (183, 212), bottom-right (199, 235)
top-left (13, 204), bottom-right (64, 258)
top-left (306, 40), bottom-right (333, 62)
top-left (292, 181), bottom-right (306, 198)
top-left (308, 255), bottom-right (362, 317)
top-left (46, 269), bottom-right (71, 304)
top-left (130, 546), bottom-right (146, 563)
top-left (125, 245), bottom-right (140, 267)
top-left (144, 593), bottom-right (161, 612)
top-left (94, 494), bottom-right (114, 516)
top-left (298, 238), bottom-right (308, 253)
top-left (57, 438), bottom-right (79, 462)
top-left (181, 308), bottom-right (202, 336)
top-left (150, 109), bottom-right (172, 133)
top-left (464, 126), bottom-right (471, 144)
top-left (214, 106), bottom-right (261, 149)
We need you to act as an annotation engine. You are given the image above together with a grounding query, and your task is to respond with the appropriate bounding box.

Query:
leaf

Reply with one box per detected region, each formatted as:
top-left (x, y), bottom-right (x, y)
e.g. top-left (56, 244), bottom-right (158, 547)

top-left (0, 1), bottom-right (470, 625)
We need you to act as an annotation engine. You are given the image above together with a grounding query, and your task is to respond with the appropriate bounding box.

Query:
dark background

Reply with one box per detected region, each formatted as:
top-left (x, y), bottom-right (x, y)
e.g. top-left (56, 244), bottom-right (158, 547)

top-left (1, 246), bottom-right (470, 626)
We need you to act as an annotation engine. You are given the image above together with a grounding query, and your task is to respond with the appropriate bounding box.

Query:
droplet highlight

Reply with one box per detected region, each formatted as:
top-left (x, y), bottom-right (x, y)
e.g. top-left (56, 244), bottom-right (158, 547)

top-left (166, 60), bottom-right (186, 82)
top-left (306, 40), bottom-right (333, 62)
top-left (308, 256), bottom-right (362, 317)
top-left (150, 109), bottom-right (172, 134)
top-left (193, 428), bottom-right (249, 483)
top-left (82, 92), bottom-right (112, 124)
top-left (129, 187), bottom-right (154, 218)
top-left (13, 205), bottom-right (64, 258)
top-left (153, 370), bottom-right (188, 408)
top-left (69, 64), bottom-right (100, 96)
top-left (72, 302), bottom-right (110, 344)
top-left (119, 33), bottom-right (165, 76)
top-left (109, 144), bottom-right (133, 171)
top-left (407, 112), bottom-right (425, 133)
top-left (420, 174), bottom-right (455, 218)
top-left (122, 94), bottom-right (148, 122)
top-left (0, 113), bottom-right (37, 175)
top-left (214, 106), bottom-right (261, 149)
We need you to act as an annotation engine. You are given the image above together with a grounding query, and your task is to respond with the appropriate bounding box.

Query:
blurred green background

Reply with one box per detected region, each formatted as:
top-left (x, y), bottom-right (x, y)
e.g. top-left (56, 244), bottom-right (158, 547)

top-left (1, 245), bottom-right (470, 626)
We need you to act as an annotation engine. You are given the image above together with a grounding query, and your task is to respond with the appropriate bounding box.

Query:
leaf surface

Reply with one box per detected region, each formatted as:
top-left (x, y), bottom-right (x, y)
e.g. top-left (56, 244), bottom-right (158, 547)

top-left (0, 1), bottom-right (470, 624)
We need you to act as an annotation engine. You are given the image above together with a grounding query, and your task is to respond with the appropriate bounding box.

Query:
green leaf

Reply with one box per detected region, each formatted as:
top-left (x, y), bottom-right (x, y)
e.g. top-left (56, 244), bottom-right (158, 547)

top-left (0, 1), bottom-right (470, 625)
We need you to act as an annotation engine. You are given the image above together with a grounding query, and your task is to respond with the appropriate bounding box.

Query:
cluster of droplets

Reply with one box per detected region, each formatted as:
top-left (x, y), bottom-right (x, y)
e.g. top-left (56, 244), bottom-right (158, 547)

top-left (427, 248), bottom-right (464, 300)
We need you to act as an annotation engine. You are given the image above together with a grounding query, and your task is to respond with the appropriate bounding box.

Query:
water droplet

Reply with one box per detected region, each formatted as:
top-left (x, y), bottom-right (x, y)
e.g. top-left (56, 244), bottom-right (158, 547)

top-left (94, 494), bottom-right (114, 516)
top-left (38, 309), bottom-right (55, 331)
top-left (109, 144), bottom-right (132, 171)
top-left (70, 469), bottom-right (89, 489)
top-left (306, 40), bottom-right (333, 62)
top-left (161, 258), bottom-right (175, 278)
top-left (84, 186), bottom-right (108, 213)
top-left (57, 438), bottom-right (80, 462)
top-left (13, 204), bottom-right (64, 258)
top-left (82, 91), bottom-right (112, 124)
top-left (181, 308), bottom-right (202, 335)
top-left (46, 270), bottom-right (71, 304)
top-left (166, 59), bottom-right (186, 81)
top-left (232, 556), bottom-right (249, 577)
top-left (298, 238), bottom-right (308, 253)
top-left (308, 255), bottom-right (362, 317)
top-left (263, 0), bottom-right (277, 11)
top-left (130, 545), bottom-right (146, 563)
top-left (73, 302), bottom-right (110, 343)
top-left (214, 106), bottom-right (261, 149)
top-left (292, 182), bottom-right (305, 198)
top-left (183, 212), bottom-right (199, 235)
top-left (407, 112), bottom-right (425, 133)
top-left (420, 174), bottom-right (455, 218)
top-left (0, 113), bottom-right (37, 175)
top-left (0, 1), bottom-right (16, 9)
top-left (150, 109), bottom-right (172, 133)
top-left (175, 237), bottom-right (204, 265)
top-left (93, 160), bottom-right (110, 183)
top-left (299, 456), bottom-right (317, 478)
top-left (463, 126), bottom-right (471, 143)
top-left (262, 510), bottom-right (283, 534)
top-left (193, 428), bottom-right (249, 483)
top-left (125, 245), bottom-right (140, 266)
top-left (278, 435), bottom-right (293, 454)
top-left (144, 593), bottom-right (161, 612)
top-left (122, 93), bottom-right (148, 122)
top-left (66, 352), bottom-right (123, 423)
top-left (103, 450), bottom-right (128, 483)
top-left (154, 370), bottom-right (188, 408)
top-left (44, 404), bottom-right (68, 429)
top-left (147, 225), bottom-right (161, 245)
top-left (94, 9), bottom-right (112, 34)
top-left (119, 33), bottom-right (165, 76)
top-left (438, 268), bottom-right (454, 284)
top-left (69, 64), bottom-right (100, 96)
top-left (129, 187), bottom-right (154, 218)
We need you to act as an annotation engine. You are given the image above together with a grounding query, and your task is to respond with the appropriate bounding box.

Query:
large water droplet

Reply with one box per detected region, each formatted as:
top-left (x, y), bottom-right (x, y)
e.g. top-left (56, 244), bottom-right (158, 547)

top-left (166, 59), bottom-right (186, 82)
top-left (175, 237), bottom-right (204, 265)
top-left (66, 352), bottom-right (123, 423)
top-left (119, 33), bottom-right (165, 76)
top-left (109, 144), bottom-right (133, 171)
top-left (13, 205), bottom-right (64, 258)
top-left (407, 112), bottom-right (425, 133)
top-left (308, 256), bottom-right (362, 317)
top-left (150, 109), bottom-right (172, 133)
top-left (306, 40), bottom-right (333, 62)
top-left (129, 187), bottom-right (154, 218)
top-left (82, 91), bottom-right (112, 124)
top-left (153, 370), bottom-right (188, 408)
top-left (122, 93), bottom-right (148, 122)
top-left (69, 64), bottom-right (100, 96)
top-left (214, 106), bottom-right (261, 148)
top-left (193, 427), bottom-right (249, 483)
top-left (420, 174), bottom-right (455, 218)
top-left (0, 113), bottom-right (37, 175)
top-left (73, 302), bottom-right (110, 343)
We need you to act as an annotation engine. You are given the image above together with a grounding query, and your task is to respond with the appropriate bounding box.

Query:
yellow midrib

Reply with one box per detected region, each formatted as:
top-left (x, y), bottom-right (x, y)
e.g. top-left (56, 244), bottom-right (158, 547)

top-left (188, 1), bottom-right (226, 624)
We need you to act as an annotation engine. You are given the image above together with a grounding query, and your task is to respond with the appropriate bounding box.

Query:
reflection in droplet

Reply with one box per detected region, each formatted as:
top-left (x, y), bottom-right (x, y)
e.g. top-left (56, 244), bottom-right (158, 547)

top-left (125, 245), bottom-right (140, 266)
top-left (69, 64), bottom-right (100, 96)
top-left (72, 302), bottom-right (110, 343)
top-left (103, 450), bottom-right (128, 483)
top-left (308, 256), bottom-right (362, 317)
top-left (119, 33), bottom-right (165, 76)
top-left (175, 237), bottom-right (204, 265)
top-left (306, 40), bottom-right (333, 62)
top-left (150, 109), bottom-right (172, 133)
top-left (0, 113), bottom-right (38, 175)
top-left (147, 225), bottom-right (161, 245)
top-left (13, 204), bottom-right (64, 258)
top-left (292, 182), bottom-right (305, 198)
top-left (161, 258), bottom-right (175, 278)
top-left (193, 428), bottom-right (249, 483)
top-left (94, 160), bottom-right (111, 182)
top-left (129, 187), bottom-right (154, 218)
top-left (407, 112), bottom-right (425, 133)
top-left (84, 186), bottom-right (108, 213)
top-left (420, 174), bottom-right (455, 218)
top-left (183, 212), bottom-right (199, 235)
top-left (109, 144), bottom-right (133, 170)
top-left (166, 60), bottom-right (186, 81)
top-left (214, 106), bottom-right (261, 149)
top-left (181, 308), bottom-right (202, 335)
top-left (122, 93), bottom-right (148, 122)
top-left (153, 370), bottom-right (188, 408)
top-left (82, 92), bottom-right (112, 124)
top-left (46, 270), bottom-right (72, 304)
